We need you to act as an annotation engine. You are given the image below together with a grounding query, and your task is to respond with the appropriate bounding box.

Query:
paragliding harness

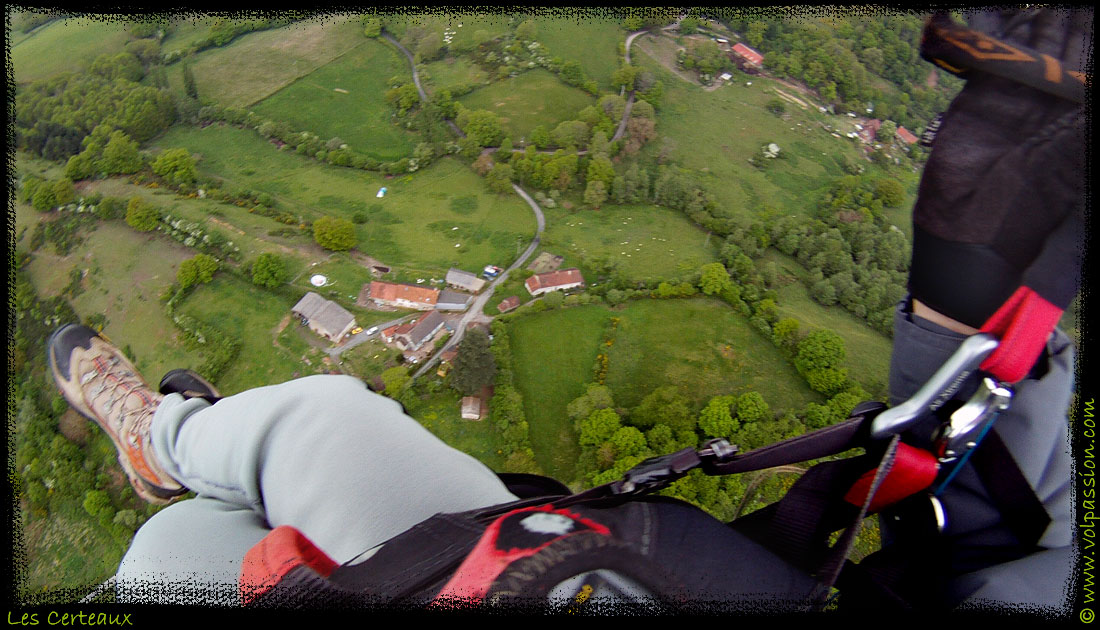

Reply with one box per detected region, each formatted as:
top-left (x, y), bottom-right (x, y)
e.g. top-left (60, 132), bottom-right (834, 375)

top-left (237, 332), bottom-right (1051, 612)
top-left (236, 15), bottom-right (1077, 613)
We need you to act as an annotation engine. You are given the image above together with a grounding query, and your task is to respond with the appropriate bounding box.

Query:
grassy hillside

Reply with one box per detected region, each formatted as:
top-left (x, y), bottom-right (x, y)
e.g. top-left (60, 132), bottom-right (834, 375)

top-left (633, 34), bottom-right (920, 222)
top-left (17, 207), bottom-right (206, 382)
top-left (508, 305), bottom-right (613, 481)
top-left (150, 126), bottom-right (536, 278)
top-left (604, 298), bottom-right (822, 411)
top-left (184, 15), bottom-right (365, 108)
top-left (759, 249), bottom-right (894, 394)
top-left (251, 36), bottom-right (420, 161)
top-left (458, 69), bottom-right (596, 141)
top-left (529, 15), bottom-right (625, 90)
top-left (11, 16), bottom-right (130, 85)
top-left (541, 202), bottom-right (721, 285)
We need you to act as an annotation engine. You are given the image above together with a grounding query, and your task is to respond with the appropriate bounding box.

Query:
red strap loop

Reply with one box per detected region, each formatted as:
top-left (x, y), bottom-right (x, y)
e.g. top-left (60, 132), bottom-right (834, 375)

top-left (978, 286), bottom-right (1063, 383)
top-left (844, 443), bottom-right (940, 513)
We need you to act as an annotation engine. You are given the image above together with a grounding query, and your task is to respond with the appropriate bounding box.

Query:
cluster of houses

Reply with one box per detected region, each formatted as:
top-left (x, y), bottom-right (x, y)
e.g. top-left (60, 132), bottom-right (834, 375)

top-left (853, 119), bottom-right (919, 147)
top-left (291, 264), bottom-right (586, 362)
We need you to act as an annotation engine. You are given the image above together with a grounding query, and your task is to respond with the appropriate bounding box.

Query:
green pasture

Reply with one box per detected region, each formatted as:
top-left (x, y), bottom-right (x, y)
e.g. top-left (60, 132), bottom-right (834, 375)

top-left (604, 298), bottom-right (823, 411)
top-left (177, 273), bottom-right (327, 395)
top-left (458, 69), bottom-right (596, 142)
top-left (421, 56), bottom-right (490, 93)
top-left (152, 125), bottom-right (536, 280)
top-left (507, 305), bottom-right (614, 482)
top-left (11, 16), bottom-right (130, 85)
top-left (529, 15), bottom-right (625, 90)
top-left (541, 203), bottom-right (720, 284)
top-left (251, 37), bottom-right (419, 161)
top-left (19, 217), bottom-right (205, 383)
top-left (760, 249), bottom-right (894, 394)
top-left (183, 15), bottom-right (365, 108)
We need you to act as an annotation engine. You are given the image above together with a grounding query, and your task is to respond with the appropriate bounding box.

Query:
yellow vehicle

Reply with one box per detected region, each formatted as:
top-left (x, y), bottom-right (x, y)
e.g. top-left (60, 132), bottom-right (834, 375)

top-left (350, 326), bottom-right (363, 335)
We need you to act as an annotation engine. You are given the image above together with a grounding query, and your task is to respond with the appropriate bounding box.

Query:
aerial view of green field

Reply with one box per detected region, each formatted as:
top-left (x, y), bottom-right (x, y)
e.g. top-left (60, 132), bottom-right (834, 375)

top-left (13, 6), bottom-right (1078, 612)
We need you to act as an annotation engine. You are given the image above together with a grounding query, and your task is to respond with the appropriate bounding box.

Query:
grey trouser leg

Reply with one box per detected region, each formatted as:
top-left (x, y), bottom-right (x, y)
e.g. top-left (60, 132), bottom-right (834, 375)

top-left (886, 298), bottom-right (1074, 609)
top-left (116, 375), bottom-right (517, 603)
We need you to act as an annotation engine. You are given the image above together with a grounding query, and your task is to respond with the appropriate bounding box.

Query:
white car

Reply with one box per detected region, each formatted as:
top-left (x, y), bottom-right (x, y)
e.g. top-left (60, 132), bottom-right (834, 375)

top-left (366, 326), bottom-right (379, 336)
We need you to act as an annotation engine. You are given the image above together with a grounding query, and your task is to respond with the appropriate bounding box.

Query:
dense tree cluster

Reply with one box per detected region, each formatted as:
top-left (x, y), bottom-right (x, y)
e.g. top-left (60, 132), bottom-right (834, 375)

top-left (16, 71), bottom-right (176, 160)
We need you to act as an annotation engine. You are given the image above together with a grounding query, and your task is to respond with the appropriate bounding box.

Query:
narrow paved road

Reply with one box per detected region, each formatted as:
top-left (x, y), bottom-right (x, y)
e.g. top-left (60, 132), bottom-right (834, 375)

top-left (379, 26), bottom-right (645, 380)
top-left (325, 314), bottom-right (415, 358)
top-left (611, 30), bottom-right (649, 142)
top-left (412, 183), bottom-right (545, 378)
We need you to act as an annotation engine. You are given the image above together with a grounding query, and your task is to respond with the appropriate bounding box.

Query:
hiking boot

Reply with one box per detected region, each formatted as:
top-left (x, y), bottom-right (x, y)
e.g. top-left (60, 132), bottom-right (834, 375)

top-left (159, 368), bottom-right (221, 403)
top-left (48, 324), bottom-right (187, 505)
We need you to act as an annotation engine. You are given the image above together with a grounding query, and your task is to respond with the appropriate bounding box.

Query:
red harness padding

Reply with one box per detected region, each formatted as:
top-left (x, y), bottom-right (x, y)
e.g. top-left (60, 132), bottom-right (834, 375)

top-left (977, 286), bottom-right (1063, 384)
top-left (239, 525), bottom-right (338, 606)
top-left (843, 443), bottom-right (940, 513)
top-left (431, 504), bottom-right (611, 606)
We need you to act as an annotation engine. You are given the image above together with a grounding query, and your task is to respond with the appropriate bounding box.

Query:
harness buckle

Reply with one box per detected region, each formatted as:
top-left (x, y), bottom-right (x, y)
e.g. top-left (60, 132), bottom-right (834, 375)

top-left (611, 440), bottom-right (739, 496)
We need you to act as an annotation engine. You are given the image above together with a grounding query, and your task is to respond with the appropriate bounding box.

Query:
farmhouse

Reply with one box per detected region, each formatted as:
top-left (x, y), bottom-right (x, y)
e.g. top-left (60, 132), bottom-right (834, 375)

top-left (497, 296), bottom-right (521, 313)
top-left (525, 268), bottom-right (585, 297)
top-left (368, 281), bottom-right (439, 310)
top-left (858, 119), bottom-right (882, 144)
top-left (436, 289), bottom-right (472, 312)
top-left (730, 42), bottom-right (764, 73)
top-left (395, 310), bottom-right (446, 352)
top-left (291, 292), bottom-right (356, 342)
top-left (446, 268), bottom-right (487, 293)
top-left (896, 125), bottom-right (919, 145)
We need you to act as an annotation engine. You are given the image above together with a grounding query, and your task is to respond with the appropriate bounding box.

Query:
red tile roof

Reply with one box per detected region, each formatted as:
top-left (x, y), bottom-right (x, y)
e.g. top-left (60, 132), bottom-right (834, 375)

top-left (896, 126), bottom-right (919, 144)
top-left (369, 281), bottom-right (439, 306)
top-left (525, 268), bottom-right (584, 294)
top-left (732, 42), bottom-right (763, 66)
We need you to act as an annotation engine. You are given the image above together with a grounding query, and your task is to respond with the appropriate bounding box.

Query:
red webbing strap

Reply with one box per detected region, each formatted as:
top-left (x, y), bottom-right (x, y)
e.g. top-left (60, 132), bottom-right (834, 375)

top-left (843, 443), bottom-right (939, 513)
top-left (978, 286), bottom-right (1063, 383)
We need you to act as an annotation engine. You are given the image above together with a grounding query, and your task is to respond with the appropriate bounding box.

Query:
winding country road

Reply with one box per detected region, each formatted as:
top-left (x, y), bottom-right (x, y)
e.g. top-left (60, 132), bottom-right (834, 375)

top-left (411, 184), bottom-right (545, 378)
top-left (380, 26), bottom-right (643, 379)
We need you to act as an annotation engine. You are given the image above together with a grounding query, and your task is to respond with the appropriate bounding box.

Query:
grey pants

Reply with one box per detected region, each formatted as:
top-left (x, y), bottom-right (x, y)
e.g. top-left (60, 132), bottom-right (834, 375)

top-left (116, 375), bottom-right (517, 604)
top-left (886, 299), bottom-right (1074, 610)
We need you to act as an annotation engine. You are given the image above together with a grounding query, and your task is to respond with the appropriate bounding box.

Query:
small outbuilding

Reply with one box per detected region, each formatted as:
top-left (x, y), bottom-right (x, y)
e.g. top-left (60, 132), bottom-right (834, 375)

top-left (497, 296), bottom-right (521, 313)
top-left (436, 289), bottom-right (473, 312)
top-left (461, 396), bottom-right (482, 420)
top-left (446, 268), bottom-right (487, 293)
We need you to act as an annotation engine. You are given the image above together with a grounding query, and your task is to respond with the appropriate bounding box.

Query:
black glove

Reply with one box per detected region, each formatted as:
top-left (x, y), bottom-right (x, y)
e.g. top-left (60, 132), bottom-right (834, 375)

top-left (908, 8), bottom-right (1091, 382)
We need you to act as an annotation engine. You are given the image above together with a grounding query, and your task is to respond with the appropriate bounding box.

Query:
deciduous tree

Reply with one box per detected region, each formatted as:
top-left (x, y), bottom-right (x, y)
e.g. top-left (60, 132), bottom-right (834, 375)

top-left (312, 216), bottom-right (357, 251)
top-left (251, 253), bottom-right (288, 288)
